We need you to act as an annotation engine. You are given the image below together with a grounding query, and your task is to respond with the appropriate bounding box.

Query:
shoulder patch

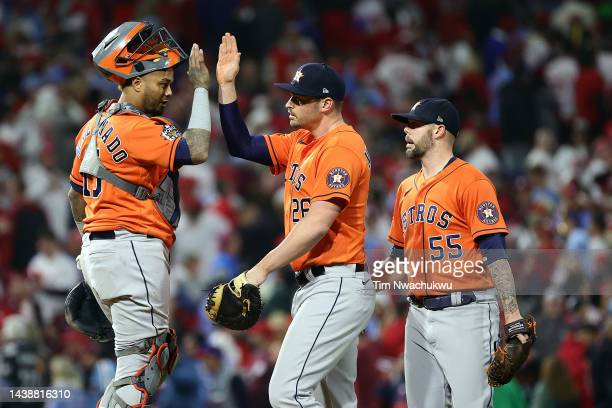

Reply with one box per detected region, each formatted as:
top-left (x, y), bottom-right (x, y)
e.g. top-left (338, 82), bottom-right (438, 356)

top-left (160, 124), bottom-right (181, 141)
top-left (477, 201), bottom-right (499, 225)
top-left (326, 167), bottom-right (350, 189)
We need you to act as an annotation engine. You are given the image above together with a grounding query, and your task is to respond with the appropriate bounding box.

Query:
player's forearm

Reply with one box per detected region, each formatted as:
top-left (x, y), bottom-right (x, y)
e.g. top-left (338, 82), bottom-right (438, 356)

top-left (487, 258), bottom-right (522, 321)
top-left (184, 88), bottom-right (211, 164)
top-left (218, 83), bottom-right (237, 104)
top-left (256, 204), bottom-right (339, 274)
top-left (219, 102), bottom-right (272, 165)
top-left (183, 129), bottom-right (210, 164)
top-left (256, 216), bottom-right (330, 274)
top-left (68, 187), bottom-right (86, 234)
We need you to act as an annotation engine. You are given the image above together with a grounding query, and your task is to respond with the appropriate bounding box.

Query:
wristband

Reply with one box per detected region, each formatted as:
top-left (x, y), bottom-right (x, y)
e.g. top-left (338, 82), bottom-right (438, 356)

top-left (188, 87), bottom-right (211, 131)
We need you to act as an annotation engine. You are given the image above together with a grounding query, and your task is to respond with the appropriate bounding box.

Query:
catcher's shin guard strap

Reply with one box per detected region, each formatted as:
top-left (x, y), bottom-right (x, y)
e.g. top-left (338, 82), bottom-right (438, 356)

top-left (101, 330), bottom-right (179, 407)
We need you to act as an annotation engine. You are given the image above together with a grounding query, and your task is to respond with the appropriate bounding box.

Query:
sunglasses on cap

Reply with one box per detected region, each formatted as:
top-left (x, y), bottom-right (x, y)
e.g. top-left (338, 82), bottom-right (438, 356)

top-left (289, 94), bottom-right (323, 106)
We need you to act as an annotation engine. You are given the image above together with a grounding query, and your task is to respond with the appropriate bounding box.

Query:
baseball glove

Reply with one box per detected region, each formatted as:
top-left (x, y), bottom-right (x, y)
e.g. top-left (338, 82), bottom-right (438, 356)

top-left (487, 316), bottom-right (537, 387)
top-left (205, 272), bottom-right (262, 330)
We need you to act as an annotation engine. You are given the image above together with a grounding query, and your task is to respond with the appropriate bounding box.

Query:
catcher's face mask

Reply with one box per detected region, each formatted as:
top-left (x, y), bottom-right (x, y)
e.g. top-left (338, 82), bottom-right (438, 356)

top-left (92, 21), bottom-right (187, 85)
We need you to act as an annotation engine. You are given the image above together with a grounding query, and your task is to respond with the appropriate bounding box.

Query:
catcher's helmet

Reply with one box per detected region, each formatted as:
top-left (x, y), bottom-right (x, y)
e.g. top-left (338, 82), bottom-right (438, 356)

top-left (92, 21), bottom-right (187, 85)
top-left (65, 281), bottom-right (114, 343)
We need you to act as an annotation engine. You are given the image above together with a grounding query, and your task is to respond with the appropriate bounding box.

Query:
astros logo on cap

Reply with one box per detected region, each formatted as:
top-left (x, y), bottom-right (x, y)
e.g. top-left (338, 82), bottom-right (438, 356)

top-left (292, 70), bottom-right (304, 83)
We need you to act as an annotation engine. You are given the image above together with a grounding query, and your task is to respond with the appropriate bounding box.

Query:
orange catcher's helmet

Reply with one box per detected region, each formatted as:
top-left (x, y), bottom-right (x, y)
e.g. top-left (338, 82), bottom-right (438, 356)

top-left (92, 21), bottom-right (188, 85)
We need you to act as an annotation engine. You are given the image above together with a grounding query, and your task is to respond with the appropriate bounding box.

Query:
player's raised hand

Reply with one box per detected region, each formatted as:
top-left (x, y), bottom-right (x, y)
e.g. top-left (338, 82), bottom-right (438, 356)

top-left (216, 33), bottom-right (241, 84)
top-left (188, 43), bottom-right (210, 89)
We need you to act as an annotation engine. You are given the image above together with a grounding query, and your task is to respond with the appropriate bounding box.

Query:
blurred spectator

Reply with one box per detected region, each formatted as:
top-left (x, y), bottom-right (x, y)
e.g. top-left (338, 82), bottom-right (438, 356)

top-left (27, 232), bottom-right (79, 325)
top-left (531, 355), bottom-right (580, 408)
top-left (591, 317), bottom-right (612, 407)
top-left (156, 332), bottom-right (208, 408)
top-left (534, 290), bottom-right (567, 358)
top-left (0, 314), bottom-right (46, 390)
top-left (493, 378), bottom-right (527, 408)
top-left (557, 323), bottom-right (598, 408)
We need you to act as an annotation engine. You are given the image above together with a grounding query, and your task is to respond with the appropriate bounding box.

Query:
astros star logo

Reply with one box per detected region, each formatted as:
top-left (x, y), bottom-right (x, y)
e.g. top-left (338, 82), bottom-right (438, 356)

top-left (326, 167), bottom-right (350, 189)
top-left (477, 201), bottom-right (499, 225)
top-left (292, 70), bottom-right (304, 83)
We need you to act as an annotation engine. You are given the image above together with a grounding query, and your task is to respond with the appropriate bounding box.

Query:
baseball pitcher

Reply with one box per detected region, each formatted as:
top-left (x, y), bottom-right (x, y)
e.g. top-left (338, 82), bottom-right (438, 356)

top-left (212, 33), bottom-right (375, 407)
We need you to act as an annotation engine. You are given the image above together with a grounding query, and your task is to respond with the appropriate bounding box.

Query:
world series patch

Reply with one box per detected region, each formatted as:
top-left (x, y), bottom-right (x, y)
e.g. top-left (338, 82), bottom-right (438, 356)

top-left (326, 167), bottom-right (350, 189)
top-left (477, 201), bottom-right (499, 225)
top-left (160, 124), bottom-right (181, 140)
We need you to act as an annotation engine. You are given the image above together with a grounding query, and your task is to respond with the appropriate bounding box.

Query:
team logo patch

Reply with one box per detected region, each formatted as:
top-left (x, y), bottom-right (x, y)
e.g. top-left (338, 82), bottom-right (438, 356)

top-left (292, 70), bottom-right (304, 83)
top-left (326, 167), bottom-right (350, 189)
top-left (160, 124), bottom-right (180, 140)
top-left (477, 201), bottom-right (499, 225)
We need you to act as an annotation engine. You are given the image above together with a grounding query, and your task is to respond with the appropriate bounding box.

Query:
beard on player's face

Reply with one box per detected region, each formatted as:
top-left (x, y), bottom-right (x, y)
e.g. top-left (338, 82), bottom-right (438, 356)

top-left (405, 126), bottom-right (434, 159)
top-left (143, 91), bottom-right (166, 116)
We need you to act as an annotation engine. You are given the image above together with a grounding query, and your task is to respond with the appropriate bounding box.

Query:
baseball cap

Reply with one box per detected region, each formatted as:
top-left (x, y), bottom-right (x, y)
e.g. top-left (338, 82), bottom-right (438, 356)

top-left (274, 63), bottom-right (345, 101)
top-left (391, 98), bottom-right (461, 136)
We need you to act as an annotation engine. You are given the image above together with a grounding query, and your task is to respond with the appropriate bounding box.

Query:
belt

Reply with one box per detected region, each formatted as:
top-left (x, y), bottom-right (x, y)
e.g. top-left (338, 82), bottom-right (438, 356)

top-left (409, 292), bottom-right (477, 311)
top-left (89, 231), bottom-right (156, 240)
top-left (295, 264), bottom-right (365, 287)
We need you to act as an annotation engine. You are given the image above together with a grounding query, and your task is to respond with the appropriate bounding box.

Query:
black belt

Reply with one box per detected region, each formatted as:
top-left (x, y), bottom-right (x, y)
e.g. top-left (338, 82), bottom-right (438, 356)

top-left (295, 264), bottom-right (365, 287)
top-left (90, 231), bottom-right (156, 240)
top-left (409, 292), bottom-right (477, 311)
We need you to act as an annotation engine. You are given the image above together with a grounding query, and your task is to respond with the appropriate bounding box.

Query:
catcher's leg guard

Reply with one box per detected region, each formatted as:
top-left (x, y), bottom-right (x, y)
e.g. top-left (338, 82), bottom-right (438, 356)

top-left (97, 329), bottom-right (179, 408)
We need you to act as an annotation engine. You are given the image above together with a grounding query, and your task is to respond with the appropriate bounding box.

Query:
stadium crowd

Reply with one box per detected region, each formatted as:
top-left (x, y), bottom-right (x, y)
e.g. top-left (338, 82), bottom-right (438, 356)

top-left (0, 0), bottom-right (610, 407)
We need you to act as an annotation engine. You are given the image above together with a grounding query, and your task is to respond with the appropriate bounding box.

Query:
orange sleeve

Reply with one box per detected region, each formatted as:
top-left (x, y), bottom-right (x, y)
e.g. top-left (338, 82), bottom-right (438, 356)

top-left (387, 183), bottom-right (405, 247)
top-left (310, 146), bottom-right (363, 207)
top-left (462, 179), bottom-right (509, 239)
top-left (125, 120), bottom-right (181, 171)
top-left (263, 131), bottom-right (301, 175)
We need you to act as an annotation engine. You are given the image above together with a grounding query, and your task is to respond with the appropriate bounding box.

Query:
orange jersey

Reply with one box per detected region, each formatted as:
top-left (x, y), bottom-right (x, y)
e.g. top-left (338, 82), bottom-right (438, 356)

top-left (70, 109), bottom-right (182, 247)
top-left (264, 124), bottom-right (371, 271)
top-left (387, 158), bottom-right (509, 297)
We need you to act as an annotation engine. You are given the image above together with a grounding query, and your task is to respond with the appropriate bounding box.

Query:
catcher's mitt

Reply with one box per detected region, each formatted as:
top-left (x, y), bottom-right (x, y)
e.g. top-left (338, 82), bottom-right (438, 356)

top-left (205, 272), bottom-right (262, 330)
top-left (487, 316), bottom-right (537, 387)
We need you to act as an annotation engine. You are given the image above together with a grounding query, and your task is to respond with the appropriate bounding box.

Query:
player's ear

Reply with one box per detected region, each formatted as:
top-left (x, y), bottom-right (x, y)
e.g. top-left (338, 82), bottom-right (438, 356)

top-left (433, 124), bottom-right (446, 139)
top-left (320, 98), bottom-right (334, 114)
top-left (131, 76), bottom-right (144, 92)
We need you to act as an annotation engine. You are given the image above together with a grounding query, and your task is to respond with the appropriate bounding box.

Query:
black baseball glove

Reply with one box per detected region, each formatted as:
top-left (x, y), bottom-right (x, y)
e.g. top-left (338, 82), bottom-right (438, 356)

top-left (487, 316), bottom-right (537, 387)
top-left (205, 272), bottom-right (262, 330)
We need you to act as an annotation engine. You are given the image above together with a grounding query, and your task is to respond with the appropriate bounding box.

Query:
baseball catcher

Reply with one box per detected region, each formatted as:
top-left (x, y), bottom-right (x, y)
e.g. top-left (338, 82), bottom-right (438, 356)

top-left (487, 316), bottom-right (537, 387)
top-left (205, 272), bottom-right (262, 330)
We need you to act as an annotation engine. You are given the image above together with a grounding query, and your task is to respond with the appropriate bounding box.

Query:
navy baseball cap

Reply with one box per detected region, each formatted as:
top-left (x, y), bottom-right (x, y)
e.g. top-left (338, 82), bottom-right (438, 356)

top-left (391, 98), bottom-right (461, 136)
top-left (274, 63), bottom-right (345, 101)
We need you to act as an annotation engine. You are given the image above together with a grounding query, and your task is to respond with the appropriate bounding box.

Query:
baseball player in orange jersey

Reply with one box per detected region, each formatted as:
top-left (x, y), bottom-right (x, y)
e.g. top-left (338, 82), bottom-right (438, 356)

top-left (387, 99), bottom-right (532, 407)
top-left (216, 33), bottom-right (375, 407)
top-left (66, 21), bottom-right (212, 407)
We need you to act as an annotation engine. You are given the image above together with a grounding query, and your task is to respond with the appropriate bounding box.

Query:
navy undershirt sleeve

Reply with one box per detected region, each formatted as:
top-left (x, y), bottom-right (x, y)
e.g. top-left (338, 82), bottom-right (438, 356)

top-left (475, 233), bottom-right (508, 265)
top-left (174, 138), bottom-right (192, 166)
top-left (219, 101), bottom-right (272, 165)
top-left (69, 180), bottom-right (83, 195)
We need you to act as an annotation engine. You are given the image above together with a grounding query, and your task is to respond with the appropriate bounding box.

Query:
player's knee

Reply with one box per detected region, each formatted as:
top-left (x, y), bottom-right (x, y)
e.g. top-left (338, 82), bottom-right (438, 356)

top-left (99, 330), bottom-right (178, 408)
top-left (268, 380), bottom-right (297, 407)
